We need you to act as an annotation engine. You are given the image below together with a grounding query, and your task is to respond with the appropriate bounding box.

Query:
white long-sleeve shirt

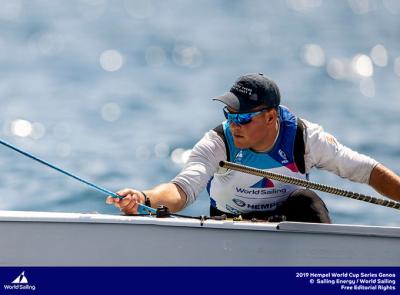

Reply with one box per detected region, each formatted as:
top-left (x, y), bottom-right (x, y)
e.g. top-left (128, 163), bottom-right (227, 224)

top-left (172, 119), bottom-right (378, 208)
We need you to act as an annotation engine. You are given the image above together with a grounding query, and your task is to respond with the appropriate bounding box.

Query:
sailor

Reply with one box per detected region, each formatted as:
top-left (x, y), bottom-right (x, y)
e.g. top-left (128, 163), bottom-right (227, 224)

top-left (107, 73), bottom-right (400, 223)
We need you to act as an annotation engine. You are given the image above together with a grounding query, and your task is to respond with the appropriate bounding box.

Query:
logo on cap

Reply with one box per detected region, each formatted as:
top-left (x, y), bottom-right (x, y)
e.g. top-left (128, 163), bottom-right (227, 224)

top-left (231, 84), bottom-right (253, 96)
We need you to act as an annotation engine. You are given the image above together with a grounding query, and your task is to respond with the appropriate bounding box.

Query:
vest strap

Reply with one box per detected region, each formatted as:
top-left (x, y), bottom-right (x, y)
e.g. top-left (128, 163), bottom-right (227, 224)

top-left (213, 124), bottom-right (230, 161)
top-left (294, 118), bottom-right (306, 174)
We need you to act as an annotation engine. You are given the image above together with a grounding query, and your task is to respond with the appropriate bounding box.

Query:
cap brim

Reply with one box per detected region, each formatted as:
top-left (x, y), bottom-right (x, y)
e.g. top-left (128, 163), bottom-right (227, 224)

top-left (213, 92), bottom-right (261, 112)
top-left (212, 92), bottom-right (241, 110)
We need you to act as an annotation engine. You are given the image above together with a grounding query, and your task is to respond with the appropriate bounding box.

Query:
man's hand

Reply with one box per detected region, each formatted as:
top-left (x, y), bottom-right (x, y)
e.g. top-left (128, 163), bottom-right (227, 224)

top-left (106, 188), bottom-right (145, 215)
top-left (106, 183), bottom-right (187, 214)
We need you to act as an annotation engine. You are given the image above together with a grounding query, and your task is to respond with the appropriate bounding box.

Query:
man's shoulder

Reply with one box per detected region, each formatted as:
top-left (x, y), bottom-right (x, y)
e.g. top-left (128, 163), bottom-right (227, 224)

top-left (297, 118), bottom-right (325, 136)
top-left (194, 128), bottom-right (226, 150)
top-left (212, 124), bottom-right (224, 137)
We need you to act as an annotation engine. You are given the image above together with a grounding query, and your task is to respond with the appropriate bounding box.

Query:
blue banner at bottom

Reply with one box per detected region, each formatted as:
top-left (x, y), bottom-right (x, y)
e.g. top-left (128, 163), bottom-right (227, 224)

top-left (0, 267), bottom-right (398, 294)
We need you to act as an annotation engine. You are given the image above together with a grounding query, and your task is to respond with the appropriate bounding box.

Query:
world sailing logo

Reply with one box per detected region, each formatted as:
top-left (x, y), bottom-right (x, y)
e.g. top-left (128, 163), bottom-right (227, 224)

top-left (3, 271), bottom-right (36, 291)
top-left (250, 177), bottom-right (274, 188)
top-left (234, 150), bottom-right (244, 163)
top-left (12, 271), bottom-right (28, 284)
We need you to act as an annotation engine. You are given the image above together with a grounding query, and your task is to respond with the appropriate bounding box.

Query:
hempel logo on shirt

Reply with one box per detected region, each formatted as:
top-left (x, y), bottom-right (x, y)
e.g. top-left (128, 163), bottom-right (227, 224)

top-left (3, 271), bottom-right (36, 291)
top-left (232, 198), bottom-right (283, 210)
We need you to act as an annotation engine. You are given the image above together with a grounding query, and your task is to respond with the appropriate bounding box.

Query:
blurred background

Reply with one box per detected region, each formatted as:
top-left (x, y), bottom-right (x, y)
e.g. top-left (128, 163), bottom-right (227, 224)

top-left (0, 0), bottom-right (399, 226)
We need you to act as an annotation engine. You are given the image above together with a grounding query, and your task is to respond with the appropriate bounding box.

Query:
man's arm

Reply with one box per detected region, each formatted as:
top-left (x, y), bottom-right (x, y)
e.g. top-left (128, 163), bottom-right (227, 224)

top-left (106, 183), bottom-right (187, 214)
top-left (369, 164), bottom-right (400, 202)
top-left (303, 119), bottom-right (378, 183)
top-left (302, 119), bottom-right (400, 202)
top-left (107, 129), bottom-right (227, 214)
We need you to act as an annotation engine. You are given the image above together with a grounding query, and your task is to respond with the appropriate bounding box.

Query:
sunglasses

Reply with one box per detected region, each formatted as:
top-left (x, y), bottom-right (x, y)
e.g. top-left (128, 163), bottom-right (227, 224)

top-left (223, 106), bottom-right (269, 125)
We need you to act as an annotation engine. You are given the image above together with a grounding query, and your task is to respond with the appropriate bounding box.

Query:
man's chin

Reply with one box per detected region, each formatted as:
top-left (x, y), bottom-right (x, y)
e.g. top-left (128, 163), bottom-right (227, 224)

top-left (233, 139), bottom-right (250, 149)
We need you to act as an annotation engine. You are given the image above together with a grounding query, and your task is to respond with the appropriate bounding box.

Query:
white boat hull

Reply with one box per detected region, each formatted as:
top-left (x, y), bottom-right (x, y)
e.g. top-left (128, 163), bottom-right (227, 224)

top-left (0, 211), bottom-right (399, 266)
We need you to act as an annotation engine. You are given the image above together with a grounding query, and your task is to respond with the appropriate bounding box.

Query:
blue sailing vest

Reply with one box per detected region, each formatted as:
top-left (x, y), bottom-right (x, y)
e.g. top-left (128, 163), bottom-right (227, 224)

top-left (207, 106), bottom-right (307, 214)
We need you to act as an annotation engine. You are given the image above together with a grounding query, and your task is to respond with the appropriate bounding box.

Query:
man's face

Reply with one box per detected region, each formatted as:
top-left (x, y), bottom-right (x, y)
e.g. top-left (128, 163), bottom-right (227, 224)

top-left (226, 106), bottom-right (276, 151)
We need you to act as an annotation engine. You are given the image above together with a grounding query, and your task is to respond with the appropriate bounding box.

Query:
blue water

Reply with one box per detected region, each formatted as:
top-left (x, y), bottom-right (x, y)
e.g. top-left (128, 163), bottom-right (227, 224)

top-left (0, 0), bottom-right (399, 226)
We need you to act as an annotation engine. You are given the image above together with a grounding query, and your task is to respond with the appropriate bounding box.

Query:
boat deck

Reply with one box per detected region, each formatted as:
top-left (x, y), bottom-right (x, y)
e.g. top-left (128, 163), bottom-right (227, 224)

top-left (0, 210), bottom-right (399, 266)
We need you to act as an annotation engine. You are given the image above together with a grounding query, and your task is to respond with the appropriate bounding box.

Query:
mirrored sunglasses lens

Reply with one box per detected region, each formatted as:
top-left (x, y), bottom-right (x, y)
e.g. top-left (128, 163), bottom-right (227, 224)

top-left (237, 114), bottom-right (252, 124)
top-left (223, 108), bottom-right (255, 125)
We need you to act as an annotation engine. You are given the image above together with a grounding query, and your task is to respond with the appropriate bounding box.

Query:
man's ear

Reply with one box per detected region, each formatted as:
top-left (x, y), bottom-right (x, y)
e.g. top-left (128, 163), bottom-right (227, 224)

top-left (266, 109), bottom-right (277, 124)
